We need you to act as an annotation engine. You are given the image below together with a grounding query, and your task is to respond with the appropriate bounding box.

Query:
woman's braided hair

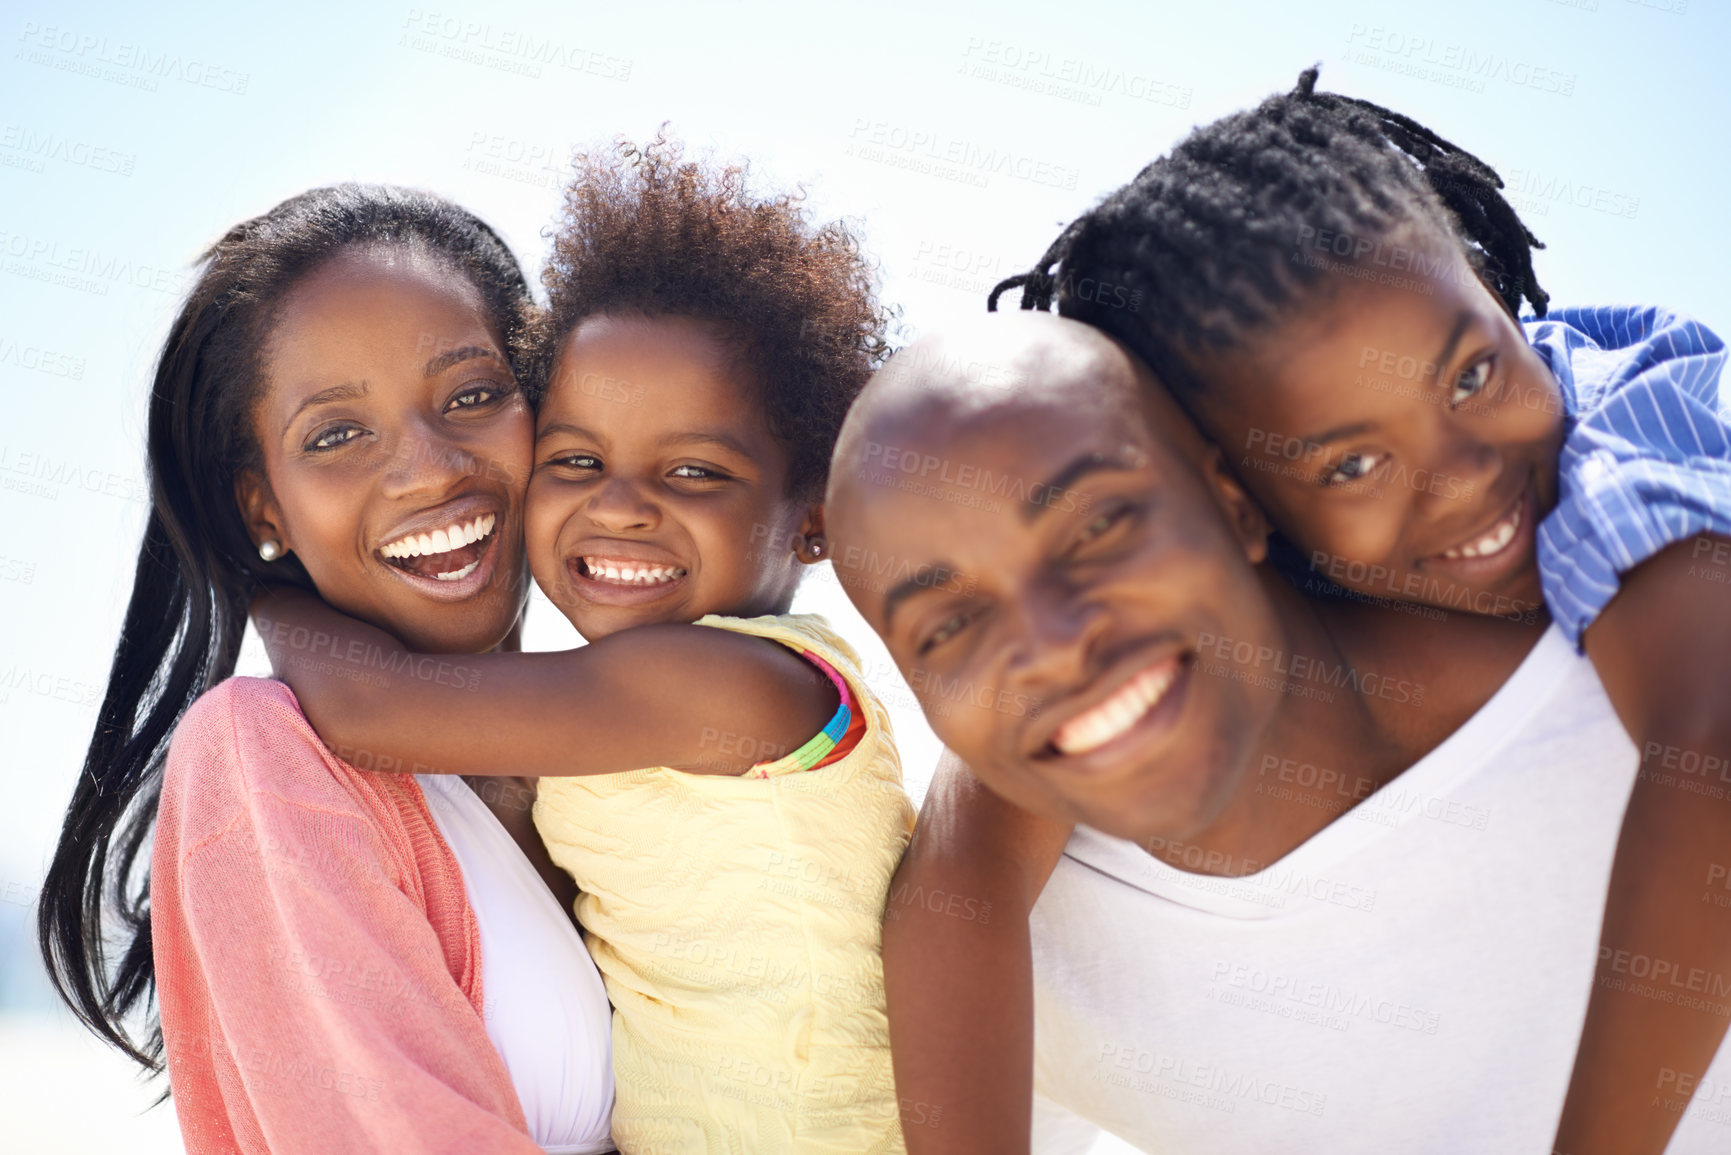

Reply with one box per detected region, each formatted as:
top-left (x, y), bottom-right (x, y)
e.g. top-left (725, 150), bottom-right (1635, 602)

top-left (989, 66), bottom-right (1548, 393)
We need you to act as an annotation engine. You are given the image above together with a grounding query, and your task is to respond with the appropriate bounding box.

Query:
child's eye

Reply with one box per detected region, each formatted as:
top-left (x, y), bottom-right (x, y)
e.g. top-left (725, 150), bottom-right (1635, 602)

top-left (446, 381), bottom-right (510, 411)
top-left (669, 464), bottom-right (728, 481)
top-left (549, 452), bottom-right (602, 471)
top-left (307, 424), bottom-right (363, 451)
top-left (1321, 452), bottom-right (1384, 487)
top-left (1448, 358), bottom-right (1493, 408)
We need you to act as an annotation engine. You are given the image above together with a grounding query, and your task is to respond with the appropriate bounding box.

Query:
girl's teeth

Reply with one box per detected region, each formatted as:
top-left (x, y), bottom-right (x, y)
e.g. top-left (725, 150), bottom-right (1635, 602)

top-left (381, 513), bottom-right (496, 559)
top-left (583, 558), bottom-right (686, 585)
top-left (1442, 503), bottom-right (1522, 561)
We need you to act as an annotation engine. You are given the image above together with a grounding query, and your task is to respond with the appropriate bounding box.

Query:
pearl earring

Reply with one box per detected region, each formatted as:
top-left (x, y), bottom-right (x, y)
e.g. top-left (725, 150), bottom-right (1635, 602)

top-left (258, 540), bottom-right (283, 562)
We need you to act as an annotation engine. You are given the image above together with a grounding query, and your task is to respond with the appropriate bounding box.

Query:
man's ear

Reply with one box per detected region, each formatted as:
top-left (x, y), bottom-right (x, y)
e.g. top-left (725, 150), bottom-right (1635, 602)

top-left (1200, 447), bottom-right (1271, 565)
top-left (794, 501), bottom-right (828, 566)
top-left (234, 468), bottom-right (291, 557)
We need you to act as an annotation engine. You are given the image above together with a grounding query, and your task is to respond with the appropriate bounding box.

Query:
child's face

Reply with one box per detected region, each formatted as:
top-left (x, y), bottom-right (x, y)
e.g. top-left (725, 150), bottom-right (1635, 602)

top-left (1194, 241), bottom-right (1564, 619)
top-left (832, 323), bottom-right (1286, 841)
top-left (527, 313), bottom-right (815, 641)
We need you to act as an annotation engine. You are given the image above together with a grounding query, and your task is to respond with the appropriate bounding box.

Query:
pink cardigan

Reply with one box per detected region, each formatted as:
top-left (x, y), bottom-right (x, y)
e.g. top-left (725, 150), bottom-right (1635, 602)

top-left (152, 677), bottom-right (543, 1154)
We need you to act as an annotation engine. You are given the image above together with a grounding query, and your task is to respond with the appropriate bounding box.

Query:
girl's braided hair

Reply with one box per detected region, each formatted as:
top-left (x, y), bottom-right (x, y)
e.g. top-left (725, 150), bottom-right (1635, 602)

top-left (989, 66), bottom-right (1548, 393)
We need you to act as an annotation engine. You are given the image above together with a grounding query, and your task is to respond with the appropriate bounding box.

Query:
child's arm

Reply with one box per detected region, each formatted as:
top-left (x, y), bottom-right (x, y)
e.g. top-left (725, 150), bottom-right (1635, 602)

top-left (1553, 533), bottom-right (1731, 1155)
top-left (251, 588), bottom-right (837, 778)
top-left (883, 750), bottom-right (1073, 1154)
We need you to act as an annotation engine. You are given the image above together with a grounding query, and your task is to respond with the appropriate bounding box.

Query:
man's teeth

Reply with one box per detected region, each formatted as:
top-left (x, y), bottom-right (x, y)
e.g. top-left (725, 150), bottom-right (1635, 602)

top-left (381, 513), bottom-right (496, 559)
top-left (1441, 502), bottom-right (1522, 560)
top-left (582, 558), bottom-right (687, 585)
top-left (1052, 661), bottom-right (1180, 757)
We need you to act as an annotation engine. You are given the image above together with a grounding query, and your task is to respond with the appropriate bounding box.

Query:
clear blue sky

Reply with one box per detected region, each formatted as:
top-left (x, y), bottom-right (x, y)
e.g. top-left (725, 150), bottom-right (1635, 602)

top-left (2, 0), bottom-right (1725, 1146)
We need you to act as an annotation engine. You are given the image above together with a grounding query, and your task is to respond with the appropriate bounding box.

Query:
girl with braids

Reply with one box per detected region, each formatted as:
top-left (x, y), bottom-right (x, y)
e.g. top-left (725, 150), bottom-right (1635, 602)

top-left (38, 185), bottom-right (618, 1153)
top-left (253, 136), bottom-right (914, 1153)
top-left (887, 70), bottom-right (1728, 1153)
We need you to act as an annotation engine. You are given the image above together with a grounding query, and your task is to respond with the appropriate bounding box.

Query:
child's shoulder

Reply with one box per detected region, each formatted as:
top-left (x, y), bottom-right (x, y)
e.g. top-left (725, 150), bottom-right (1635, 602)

top-left (1525, 304), bottom-right (1725, 412)
top-left (695, 611), bottom-right (863, 669)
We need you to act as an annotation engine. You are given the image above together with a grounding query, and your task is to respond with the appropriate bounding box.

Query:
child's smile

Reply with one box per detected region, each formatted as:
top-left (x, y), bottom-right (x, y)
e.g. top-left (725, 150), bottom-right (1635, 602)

top-left (527, 313), bottom-right (817, 641)
top-left (1196, 241), bottom-right (1565, 618)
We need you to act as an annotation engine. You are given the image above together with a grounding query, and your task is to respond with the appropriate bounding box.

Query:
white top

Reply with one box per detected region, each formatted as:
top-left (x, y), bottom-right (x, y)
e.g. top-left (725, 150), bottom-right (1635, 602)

top-left (1028, 625), bottom-right (1731, 1153)
top-left (417, 774), bottom-right (616, 1155)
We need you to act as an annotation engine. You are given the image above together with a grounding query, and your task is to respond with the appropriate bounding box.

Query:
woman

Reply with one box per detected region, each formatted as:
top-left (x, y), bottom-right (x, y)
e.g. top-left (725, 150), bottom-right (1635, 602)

top-left (36, 185), bottom-right (615, 1154)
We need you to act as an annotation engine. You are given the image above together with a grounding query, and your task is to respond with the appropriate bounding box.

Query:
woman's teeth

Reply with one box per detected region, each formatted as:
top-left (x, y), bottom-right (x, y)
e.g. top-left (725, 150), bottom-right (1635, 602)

top-left (580, 557), bottom-right (687, 585)
top-left (381, 513), bottom-right (496, 560)
top-left (1440, 501), bottom-right (1522, 561)
top-left (434, 560), bottom-right (480, 582)
top-left (1052, 659), bottom-right (1180, 756)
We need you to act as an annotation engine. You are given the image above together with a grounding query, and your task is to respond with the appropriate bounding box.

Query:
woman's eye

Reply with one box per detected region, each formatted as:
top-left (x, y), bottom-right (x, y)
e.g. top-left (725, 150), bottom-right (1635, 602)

top-left (447, 382), bottom-right (508, 411)
top-left (1322, 452), bottom-right (1384, 487)
top-left (1449, 358), bottom-right (1493, 408)
top-left (308, 425), bottom-right (363, 451)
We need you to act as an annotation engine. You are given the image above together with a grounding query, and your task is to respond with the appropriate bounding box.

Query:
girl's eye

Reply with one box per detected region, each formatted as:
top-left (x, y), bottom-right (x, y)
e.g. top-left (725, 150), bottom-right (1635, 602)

top-left (1449, 358), bottom-right (1493, 408)
top-left (1322, 451), bottom-right (1384, 487)
top-left (669, 464), bottom-right (727, 481)
top-left (918, 608), bottom-right (974, 656)
top-left (552, 452), bottom-right (602, 470)
top-left (307, 425), bottom-right (363, 451)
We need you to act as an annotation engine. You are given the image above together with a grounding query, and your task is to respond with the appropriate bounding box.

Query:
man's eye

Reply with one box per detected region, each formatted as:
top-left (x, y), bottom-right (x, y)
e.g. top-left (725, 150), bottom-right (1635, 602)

top-left (918, 609), bottom-right (973, 655)
top-left (308, 425), bottom-right (363, 451)
top-left (1449, 359), bottom-right (1493, 408)
top-left (1069, 504), bottom-right (1135, 554)
top-left (1322, 452), bottom-right (1384, 487)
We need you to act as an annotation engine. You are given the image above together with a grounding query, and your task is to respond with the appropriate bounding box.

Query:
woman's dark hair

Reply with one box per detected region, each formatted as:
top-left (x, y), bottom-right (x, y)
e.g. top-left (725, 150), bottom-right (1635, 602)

top-left (989, 66), bottom-right (1548, 395)
top-left (536, 132), bottom-right (892, 499)
top-left (37, 184), bottom-right (533, 1072)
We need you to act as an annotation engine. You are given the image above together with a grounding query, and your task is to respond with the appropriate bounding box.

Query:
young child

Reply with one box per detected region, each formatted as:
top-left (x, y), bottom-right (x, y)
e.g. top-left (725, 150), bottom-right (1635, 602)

top-left (895, 70), bottom-right (1727, 1152)
top-left (255, 137), bottom-right (913, 1154)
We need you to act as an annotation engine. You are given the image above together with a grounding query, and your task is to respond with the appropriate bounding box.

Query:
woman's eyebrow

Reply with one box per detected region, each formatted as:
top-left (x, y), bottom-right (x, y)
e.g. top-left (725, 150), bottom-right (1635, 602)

top-left (283, 381), bottom-right (367, 436)
top-left (423, 344), bottom-right (501, 377)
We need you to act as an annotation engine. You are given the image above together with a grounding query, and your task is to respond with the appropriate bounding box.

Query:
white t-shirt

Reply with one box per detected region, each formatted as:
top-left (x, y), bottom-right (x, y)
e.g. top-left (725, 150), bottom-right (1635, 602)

top-left (417, 774), bottom-right (616, 1155)
top-left (1029, 625), bottom-right (1731, 1153)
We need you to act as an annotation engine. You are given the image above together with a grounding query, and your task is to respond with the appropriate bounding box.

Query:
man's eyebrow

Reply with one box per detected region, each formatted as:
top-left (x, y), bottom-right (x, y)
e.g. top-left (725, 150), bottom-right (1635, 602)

top-left (1024, 450), bottom-right (1143, 524)
top-left (424, 345), bottom-right (500, 377)
top-left (283, 382), bottom-right (367, 436)
top-left (883, 563), bottom-right (961, 632)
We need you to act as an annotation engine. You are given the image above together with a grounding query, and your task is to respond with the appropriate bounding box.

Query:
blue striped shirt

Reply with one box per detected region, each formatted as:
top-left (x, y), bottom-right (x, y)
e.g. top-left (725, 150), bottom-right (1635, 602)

top-left (1527, 306), bottom-right (1730, 646)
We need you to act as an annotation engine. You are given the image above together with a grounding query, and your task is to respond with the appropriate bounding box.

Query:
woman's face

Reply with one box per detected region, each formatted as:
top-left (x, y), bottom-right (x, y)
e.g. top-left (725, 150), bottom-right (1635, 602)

top-left (240, 245), bottom-right (533, 654)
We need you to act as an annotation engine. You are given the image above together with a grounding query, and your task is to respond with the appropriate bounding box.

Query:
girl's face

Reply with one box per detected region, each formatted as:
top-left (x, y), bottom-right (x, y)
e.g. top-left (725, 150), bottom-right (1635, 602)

top-left (1193, 241), bottom-right (1565, 620)
top-left (241, 246), bottom-right (533, 655)
top-left (834, 355), bottom-right (1285, 843)
top-left (527, 313), bottom-right (817, 642)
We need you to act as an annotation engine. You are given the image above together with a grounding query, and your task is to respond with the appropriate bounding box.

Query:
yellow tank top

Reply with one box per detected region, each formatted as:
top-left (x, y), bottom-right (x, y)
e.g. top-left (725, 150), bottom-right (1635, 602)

top-left (533, 613), bottom-right (916, 1153)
